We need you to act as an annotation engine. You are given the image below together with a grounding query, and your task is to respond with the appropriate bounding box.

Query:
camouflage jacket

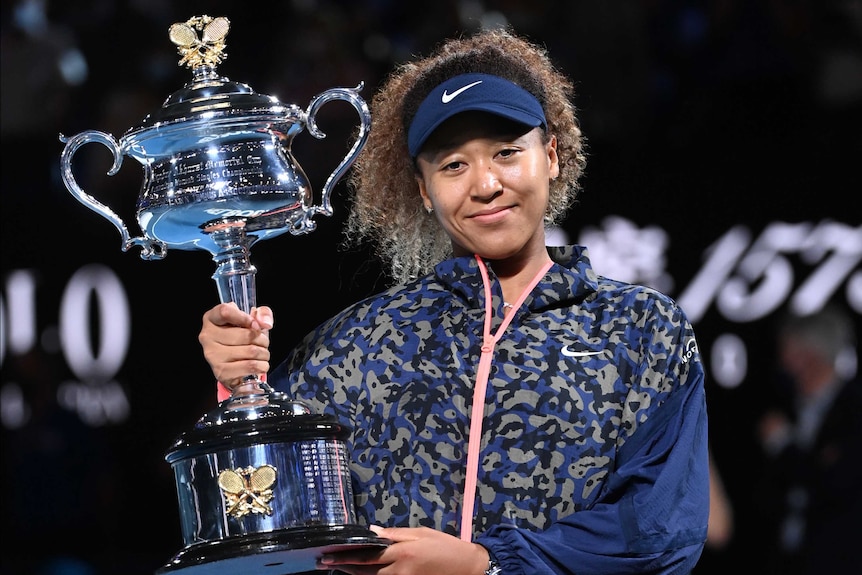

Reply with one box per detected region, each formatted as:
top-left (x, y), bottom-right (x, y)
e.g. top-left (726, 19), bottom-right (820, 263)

top-left (271, 245), bottom-right (709, 575)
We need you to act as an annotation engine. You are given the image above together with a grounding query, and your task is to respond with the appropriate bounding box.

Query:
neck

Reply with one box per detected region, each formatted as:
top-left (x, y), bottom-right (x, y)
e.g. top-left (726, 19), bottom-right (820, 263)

top-left (485, 251), bottom-right (553, 304)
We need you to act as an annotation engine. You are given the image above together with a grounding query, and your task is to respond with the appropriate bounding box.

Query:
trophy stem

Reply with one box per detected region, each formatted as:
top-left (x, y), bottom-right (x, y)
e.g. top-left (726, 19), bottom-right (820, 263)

top-left (209, 222), bottom-right (268, 400)
top-left (210, 222), bottom-right (257, 312)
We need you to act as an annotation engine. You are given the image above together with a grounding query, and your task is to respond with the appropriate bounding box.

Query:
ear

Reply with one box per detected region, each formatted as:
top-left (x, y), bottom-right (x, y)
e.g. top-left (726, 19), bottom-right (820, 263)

top-left (547, 134), bottom-right (560, 180)
top-left (417, 175), bottom-right (433, 211)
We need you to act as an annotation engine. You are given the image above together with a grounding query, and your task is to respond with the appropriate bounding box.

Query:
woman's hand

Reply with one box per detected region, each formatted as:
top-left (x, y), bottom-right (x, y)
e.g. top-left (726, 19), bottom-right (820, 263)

top-left (317, 525), bottom-right (490, 574)
top-left (198, 302), bottom-right (274, 390)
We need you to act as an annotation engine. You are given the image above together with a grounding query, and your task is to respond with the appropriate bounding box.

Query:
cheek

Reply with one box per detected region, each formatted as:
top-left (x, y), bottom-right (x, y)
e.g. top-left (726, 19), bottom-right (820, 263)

top-left (510, 154), bottom-right (546, 183)
top-left (512, 163), bottom-right (550, 205)
top-left (425, 179), bottom-right (467, 211)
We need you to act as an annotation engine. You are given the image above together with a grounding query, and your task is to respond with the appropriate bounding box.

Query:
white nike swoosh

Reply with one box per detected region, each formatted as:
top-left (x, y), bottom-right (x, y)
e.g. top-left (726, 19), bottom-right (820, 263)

top-left (441, 80), bottom-right (483, 103)
top-left (561, 347), bottom-right (603, 358)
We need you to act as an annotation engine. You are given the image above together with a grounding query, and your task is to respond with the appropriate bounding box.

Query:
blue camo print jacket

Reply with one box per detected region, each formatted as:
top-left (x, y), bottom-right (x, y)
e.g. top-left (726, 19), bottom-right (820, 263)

top-left (269, 245), bottom-right (709, 575)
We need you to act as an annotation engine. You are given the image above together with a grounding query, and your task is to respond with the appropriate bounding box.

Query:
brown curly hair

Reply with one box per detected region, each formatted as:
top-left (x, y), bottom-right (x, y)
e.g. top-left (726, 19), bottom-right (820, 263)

top-left (344, 27), bottom-right (587, 284)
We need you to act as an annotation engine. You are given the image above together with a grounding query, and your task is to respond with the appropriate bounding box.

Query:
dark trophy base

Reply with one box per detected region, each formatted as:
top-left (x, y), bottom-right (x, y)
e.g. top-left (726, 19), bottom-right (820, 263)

top-left (157, 525), bottom-right (389, 574)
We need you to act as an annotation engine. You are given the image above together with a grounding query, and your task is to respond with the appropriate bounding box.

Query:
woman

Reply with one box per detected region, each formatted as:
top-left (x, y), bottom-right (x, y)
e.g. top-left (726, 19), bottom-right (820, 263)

top-left (200, 28), bottom-right (709, 575)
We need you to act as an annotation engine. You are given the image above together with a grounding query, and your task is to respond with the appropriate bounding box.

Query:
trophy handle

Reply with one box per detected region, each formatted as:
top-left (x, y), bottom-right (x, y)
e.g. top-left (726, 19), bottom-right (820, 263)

top-left (59, 130), bottom-right (167, 260)
top-left (303, 83), bottom-right (372, 222)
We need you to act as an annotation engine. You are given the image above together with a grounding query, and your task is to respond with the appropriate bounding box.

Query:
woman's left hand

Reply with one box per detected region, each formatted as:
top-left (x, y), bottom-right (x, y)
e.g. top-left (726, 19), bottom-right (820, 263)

top-left (317, 525), bottom-right (490, 574)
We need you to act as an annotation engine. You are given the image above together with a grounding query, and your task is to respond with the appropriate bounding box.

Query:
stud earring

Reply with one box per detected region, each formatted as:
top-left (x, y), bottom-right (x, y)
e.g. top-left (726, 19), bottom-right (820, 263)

top-left (426, 206), bottom-right (433, 214)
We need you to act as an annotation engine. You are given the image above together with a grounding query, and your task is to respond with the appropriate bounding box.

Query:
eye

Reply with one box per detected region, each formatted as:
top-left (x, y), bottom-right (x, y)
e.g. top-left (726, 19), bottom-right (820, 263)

top-left (496, 147), bottom-right (519, 159)
top-left (443, 160), bottom-right (465, 171)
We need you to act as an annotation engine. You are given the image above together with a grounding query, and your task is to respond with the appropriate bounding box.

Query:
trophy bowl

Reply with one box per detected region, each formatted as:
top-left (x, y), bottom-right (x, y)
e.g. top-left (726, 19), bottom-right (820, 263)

top-left (60, 15), bottom-right (369, 260)
top-left (58, 15), bottom-right (387, 574)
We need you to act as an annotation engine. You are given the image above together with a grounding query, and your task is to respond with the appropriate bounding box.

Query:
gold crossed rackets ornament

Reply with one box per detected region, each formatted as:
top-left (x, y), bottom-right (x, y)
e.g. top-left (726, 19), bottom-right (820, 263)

top-left (168, 15), bottom-right (230, 69)
top-left (217, 464), bottom-right (277, 519)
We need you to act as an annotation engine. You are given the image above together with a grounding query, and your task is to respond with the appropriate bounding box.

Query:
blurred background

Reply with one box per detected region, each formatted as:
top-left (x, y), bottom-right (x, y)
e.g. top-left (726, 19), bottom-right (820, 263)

top-left (1, 1), bottom-right (860, 574)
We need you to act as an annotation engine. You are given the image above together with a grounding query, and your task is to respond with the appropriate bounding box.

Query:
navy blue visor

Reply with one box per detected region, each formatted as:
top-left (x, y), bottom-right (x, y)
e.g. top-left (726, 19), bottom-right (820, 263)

top-left (407, 73), bottom-right (546, 158)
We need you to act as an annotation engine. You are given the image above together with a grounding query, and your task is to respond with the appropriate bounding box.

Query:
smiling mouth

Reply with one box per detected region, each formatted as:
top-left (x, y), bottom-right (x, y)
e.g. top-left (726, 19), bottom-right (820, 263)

top-left (470, 206), bottom-right (511, 219)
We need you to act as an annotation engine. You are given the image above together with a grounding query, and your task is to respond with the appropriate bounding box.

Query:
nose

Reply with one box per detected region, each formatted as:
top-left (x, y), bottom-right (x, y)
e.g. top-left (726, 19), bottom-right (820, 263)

top-left (472, 161), bottom-right (503, 200)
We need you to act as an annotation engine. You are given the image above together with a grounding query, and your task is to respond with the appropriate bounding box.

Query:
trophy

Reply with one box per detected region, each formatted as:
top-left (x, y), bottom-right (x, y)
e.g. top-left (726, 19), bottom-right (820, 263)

top-left (59, 15), bottom-right (387, 574)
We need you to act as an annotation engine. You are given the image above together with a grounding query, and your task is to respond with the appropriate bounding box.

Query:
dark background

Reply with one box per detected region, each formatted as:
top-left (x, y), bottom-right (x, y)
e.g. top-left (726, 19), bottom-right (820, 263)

top-left (1, 1), bottom-right (860, 574)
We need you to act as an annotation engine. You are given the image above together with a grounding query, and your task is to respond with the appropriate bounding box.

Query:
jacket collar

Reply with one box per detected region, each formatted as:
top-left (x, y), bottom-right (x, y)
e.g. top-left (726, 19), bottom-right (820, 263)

top-left (433, 245), bottom-right (599, 311)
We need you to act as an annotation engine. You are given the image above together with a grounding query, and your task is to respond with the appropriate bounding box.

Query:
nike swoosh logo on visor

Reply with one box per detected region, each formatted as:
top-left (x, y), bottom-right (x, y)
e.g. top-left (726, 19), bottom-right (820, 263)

top-left (441, 80), bottom-right (483, 103)
top-left (561, 347), bottom-right (603, 358)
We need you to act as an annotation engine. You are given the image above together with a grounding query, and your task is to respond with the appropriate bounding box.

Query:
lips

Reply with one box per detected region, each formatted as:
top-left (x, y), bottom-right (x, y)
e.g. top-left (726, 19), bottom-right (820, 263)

top-left (469, 205), bottom-right (512, 221)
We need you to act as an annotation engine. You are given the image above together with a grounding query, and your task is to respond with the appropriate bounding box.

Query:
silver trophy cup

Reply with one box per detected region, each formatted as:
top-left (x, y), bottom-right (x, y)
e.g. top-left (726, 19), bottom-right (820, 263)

top-left (59, 15), bottom-right (387, 574)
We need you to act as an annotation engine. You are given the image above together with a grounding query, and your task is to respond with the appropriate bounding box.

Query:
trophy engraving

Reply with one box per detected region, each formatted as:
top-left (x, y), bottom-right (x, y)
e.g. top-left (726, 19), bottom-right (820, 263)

top-left (59, 15), bottom-right (386, 574)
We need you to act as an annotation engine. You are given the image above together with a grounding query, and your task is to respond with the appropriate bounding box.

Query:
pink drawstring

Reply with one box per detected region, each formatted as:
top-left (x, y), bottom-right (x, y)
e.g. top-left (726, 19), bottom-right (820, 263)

top-left (217, 381), bottom-right (231, 402)
top-left (460, 255), bottom-right (553, 541)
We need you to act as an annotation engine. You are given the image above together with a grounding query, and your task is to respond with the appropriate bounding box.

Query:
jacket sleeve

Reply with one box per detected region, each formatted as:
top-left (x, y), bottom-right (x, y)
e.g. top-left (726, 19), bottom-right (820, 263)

top-left (477, 313), bottom-right (710, 575)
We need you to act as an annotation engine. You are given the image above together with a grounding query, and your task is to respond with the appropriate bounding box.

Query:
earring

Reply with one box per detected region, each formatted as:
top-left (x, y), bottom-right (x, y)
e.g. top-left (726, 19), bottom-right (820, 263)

top-left (426, 206), bottom-right (433, 214)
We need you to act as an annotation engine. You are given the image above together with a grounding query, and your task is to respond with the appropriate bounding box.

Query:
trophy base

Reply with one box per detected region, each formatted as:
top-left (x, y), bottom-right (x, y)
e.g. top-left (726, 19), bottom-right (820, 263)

top-left (156, 525), bottom-right (389, 575)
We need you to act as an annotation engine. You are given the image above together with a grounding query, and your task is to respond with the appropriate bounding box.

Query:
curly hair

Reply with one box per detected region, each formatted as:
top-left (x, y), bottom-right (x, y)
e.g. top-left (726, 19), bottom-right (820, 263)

top-left (344, 27), bottom-right (587, 284)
